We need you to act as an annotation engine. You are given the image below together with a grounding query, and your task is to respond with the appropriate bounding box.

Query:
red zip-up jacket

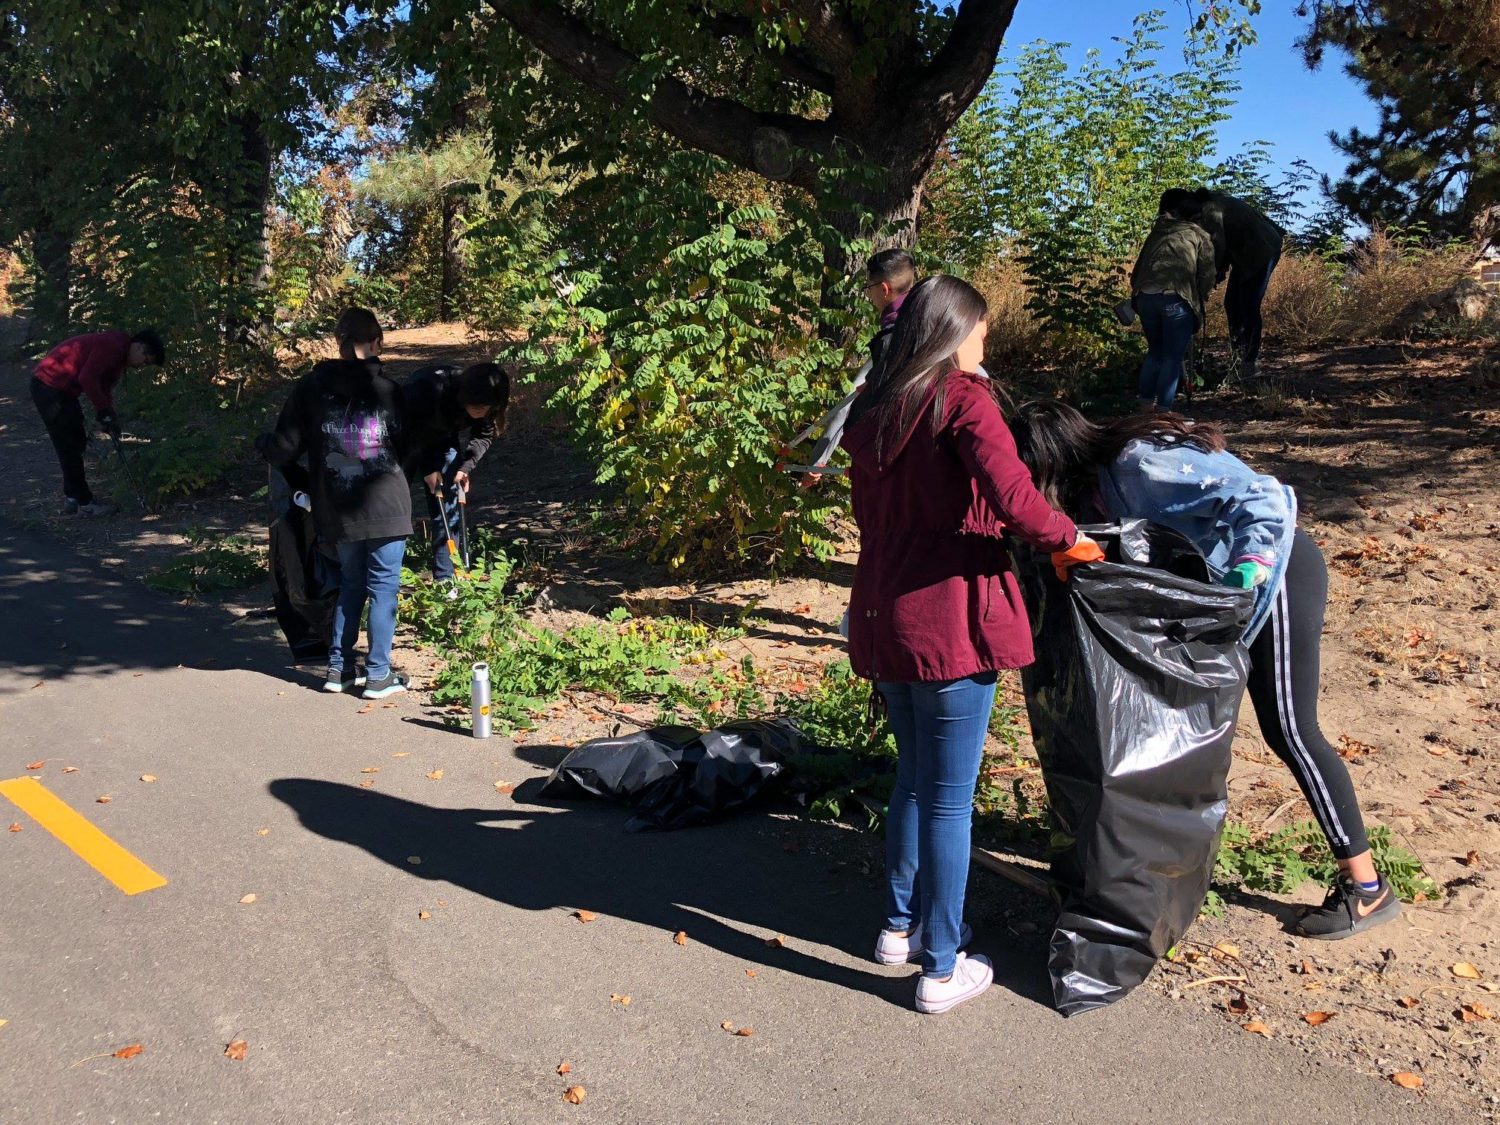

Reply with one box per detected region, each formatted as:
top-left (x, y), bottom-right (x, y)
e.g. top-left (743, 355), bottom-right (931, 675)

top-left (33, 330), bottom-right (132, 415)
top-left (841, 371), bottom-right (1077, 682)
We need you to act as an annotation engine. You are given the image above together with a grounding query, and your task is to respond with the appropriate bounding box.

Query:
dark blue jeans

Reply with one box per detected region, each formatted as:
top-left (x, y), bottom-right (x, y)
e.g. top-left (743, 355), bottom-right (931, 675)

top-left (329, 536), bottom-right (406, 681)
top-left (1137, 292), bottom-right (1196, 409)
top-left (423, 447), bottom-right (463, 581)
top-left (878, 672), bottom-right (998, 977)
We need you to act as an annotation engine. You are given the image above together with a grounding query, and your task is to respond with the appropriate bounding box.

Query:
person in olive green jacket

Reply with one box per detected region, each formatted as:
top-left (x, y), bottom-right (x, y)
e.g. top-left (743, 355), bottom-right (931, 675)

top-left (1192, 187), bottom-right (1286, 377)
top-left (1129, 192), bottom-right (1217, 410)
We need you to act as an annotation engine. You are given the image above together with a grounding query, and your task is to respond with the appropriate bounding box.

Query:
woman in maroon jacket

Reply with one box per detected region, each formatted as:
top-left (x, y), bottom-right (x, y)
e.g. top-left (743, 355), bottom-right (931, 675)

top-left (840, 275), bottom-right (1101, 1014)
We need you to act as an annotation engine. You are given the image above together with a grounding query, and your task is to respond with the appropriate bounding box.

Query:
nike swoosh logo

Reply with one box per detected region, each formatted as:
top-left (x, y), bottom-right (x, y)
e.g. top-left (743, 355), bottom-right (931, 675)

top-left (1355, 890), bottom-right (1390, 919)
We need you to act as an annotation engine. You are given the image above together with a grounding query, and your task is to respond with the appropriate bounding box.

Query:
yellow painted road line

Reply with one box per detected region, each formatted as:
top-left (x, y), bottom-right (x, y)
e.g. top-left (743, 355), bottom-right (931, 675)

top-left (0, 777), bottom-right (167, 895)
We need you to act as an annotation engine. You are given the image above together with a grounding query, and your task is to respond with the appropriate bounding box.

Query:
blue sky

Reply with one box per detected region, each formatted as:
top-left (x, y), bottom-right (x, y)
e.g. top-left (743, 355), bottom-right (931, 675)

top-left (1002, 1), bottom-right (1379, 190)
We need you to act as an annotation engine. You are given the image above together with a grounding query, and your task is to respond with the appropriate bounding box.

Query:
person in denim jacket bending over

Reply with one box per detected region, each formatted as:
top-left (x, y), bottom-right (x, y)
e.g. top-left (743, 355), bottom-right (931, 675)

top-left (1009, 402), bottom-right (1399, 939)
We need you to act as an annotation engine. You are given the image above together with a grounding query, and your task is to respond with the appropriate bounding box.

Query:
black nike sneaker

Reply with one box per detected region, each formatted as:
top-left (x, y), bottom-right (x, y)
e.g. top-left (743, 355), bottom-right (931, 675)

top-left (1296, 874), bottom-right (1401, 939)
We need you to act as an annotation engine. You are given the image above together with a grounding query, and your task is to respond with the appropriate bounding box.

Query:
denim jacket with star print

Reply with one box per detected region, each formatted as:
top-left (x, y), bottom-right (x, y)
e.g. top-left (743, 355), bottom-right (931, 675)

top-left (1096, 438), bottom-right (1297, 642)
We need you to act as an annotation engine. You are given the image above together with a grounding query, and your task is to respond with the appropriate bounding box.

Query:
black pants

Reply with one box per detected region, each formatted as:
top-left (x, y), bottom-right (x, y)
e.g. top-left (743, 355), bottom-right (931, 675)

top-left (1246, 528), bottom-right (1369, 859)
top-left (30, 377), bottom-right (92, 505)
top-left (1224, 251), bottom-right (1279, 369)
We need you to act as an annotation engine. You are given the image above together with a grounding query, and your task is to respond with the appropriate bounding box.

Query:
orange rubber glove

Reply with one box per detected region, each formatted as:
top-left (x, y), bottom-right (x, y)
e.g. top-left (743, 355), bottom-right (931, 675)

top-left (1051, 534), bottom-right (1106, 582)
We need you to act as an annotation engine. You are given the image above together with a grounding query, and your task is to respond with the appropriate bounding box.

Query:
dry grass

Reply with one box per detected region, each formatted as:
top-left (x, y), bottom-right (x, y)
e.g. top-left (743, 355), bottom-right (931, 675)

top-left (971, 253), bottom-right (1044, 367)
top-left (0, 250), bottom-right (24, 318)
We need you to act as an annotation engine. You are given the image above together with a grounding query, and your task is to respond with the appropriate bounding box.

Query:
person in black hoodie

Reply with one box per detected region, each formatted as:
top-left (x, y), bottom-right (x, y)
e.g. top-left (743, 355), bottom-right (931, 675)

top-left (256, 308), bottom-right (412, 699)
top-left (400, 362), bottom-right (510, 584)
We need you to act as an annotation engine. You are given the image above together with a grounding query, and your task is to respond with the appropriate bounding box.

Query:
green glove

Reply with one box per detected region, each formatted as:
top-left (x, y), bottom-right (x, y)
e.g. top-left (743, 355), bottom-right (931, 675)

top-left (1221, 561), bottom-right (1270, 589)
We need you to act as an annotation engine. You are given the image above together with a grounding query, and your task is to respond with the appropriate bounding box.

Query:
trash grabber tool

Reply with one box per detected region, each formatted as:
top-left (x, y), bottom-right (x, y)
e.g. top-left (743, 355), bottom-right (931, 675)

top-left (109, 434), bottom-right (149, 511)
top-left (457, 483), bottom-right (472, 571)
top-left (432, 483), bottom-right (467, 579)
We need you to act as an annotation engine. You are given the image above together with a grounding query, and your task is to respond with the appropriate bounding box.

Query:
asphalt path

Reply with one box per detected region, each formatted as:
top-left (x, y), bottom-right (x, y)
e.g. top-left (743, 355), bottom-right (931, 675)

top-left (0, 523), bottom-right (1446, 1123)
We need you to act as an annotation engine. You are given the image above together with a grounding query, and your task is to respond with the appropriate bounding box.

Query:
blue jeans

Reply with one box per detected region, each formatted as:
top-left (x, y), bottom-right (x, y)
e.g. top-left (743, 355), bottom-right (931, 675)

top-left (1136, 292), bottom-right (1196, 409)
top-left (329, 536), bottom-right (406, 681)
top-left (879, 672), bottom-right (998, 977)
top-left (423, 448), bottom-right (463, 581)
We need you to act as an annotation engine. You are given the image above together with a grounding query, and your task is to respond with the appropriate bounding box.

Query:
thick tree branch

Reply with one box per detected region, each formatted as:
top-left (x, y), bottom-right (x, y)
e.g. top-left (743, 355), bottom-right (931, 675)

top-left (695, 9), bottom-right (836, 95)
top-left (487, 0), bottom-right (835, 188)
top-left (904, 0), bottom-right (1018, 138)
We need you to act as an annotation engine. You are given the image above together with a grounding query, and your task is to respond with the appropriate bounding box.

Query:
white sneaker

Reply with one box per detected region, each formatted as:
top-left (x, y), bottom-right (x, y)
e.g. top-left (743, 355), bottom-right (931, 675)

top-left (915, 952), bottom-right (993, 1015)
top-left (874, 921), bottom-right (974, 965)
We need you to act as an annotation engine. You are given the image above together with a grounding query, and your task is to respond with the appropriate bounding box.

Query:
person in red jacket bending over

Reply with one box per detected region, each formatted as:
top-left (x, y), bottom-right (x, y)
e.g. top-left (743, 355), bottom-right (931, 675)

top-left (840, 274), bottom-right (1102, 1015)
top-left (30, 328), bottom-right (166, 515)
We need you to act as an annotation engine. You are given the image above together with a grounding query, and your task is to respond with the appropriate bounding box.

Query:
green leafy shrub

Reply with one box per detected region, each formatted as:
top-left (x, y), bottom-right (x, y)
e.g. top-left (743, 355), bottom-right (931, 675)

top-left (145, 528), bottom-right (265, 596)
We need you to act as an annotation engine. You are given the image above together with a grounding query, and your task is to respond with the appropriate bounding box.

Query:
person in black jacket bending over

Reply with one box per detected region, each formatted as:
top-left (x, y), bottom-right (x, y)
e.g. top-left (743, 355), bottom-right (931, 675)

top-left (257, 308), bottom-right (412, 699)
top-left (401, 361), bottom-right (510, 584)
top-left (1179, 187), bottom-right (1286, 379)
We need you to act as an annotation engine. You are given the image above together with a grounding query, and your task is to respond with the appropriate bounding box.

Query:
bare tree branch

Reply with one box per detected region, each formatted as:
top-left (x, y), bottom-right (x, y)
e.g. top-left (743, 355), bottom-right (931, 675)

top-left (487, 0), bottom-right (836, 187)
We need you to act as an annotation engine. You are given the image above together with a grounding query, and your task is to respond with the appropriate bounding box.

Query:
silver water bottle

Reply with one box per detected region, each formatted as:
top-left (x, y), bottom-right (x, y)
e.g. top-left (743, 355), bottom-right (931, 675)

top-left (471, 662), bottom-right (492, 739)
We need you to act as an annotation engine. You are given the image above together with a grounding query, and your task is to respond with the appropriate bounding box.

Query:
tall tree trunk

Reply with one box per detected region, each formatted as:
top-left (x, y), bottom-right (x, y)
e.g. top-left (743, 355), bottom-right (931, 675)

top-left (438, 192), bottom-right (463, 322)
top-left (226, 110), bottom-right (275, 343)
top-left (27, 221), bottom-right (73, 344)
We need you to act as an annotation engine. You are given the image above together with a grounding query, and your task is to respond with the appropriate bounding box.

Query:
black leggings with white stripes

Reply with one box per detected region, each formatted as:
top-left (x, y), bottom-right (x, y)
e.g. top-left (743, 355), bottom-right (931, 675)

top-left (1245, 528), bottom-right (1370, 860)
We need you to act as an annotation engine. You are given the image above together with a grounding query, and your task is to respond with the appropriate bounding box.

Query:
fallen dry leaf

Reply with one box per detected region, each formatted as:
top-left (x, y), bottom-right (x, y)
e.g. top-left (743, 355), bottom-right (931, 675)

top-left (556, 1062), bottom-right (572, 1075)
top-left (406, 856), bottom-right (422, 865)
top-left (734, 1027), bottom-right (754, 1037)
top-left (1241, 1020), bottom-right (1272, 1038)
top-left (1452, 962), bottom-right (1484, 980)
top-left (224, 1039), bottom-right (248, 1061)
top-left (494, 781), bottom-right (515, 795)
top-left (574, 910), bottom-right (598, 923)
top-left (1397, 996), bottom-right (1420, 1009)
top-left (765, 934), bottom-right (786, 948)
top-left (609, 993), bottom-right (631, 1007)
top-left (1212, 942), bottom-right (1242, 960)
top-left (239, 893), bottom-right (257, 905)
top-left (24, 760), bottom-right (44, 770)
top-left (31, 681), bottom-right (43, 690)
top-left (391, 752), bottom-right (411, 758)
top-left (1462, 850), bottom-right (1481, 868)
top-left (62, 766), bottom-right (79, 773)
top-left (139, 775), bottom-right (157, 784)
top-left (418, 910), bottom-right (432, 921)
top-left (1460, 1002), bottom-right (1494, 1022)
top-left (562, 1086), bottom-right (586, 1105)
top-left (721, 1020), bottom-right (735, 1030)
top-left (113, 1044), bottom-right (145, 1059)
top-left (1336, 735), bottom-right (1377, 760)
top-left (7, 823), bottom-right (20, 833)
top-left (673, 931), bottom-right (688, 946)
top-left (360, 767), bottom-right (381, 774)
top-left (790, 603), bottom-right (812, 614)
top-left (359, 780), bottom-right (375, 788)
top-left (256, 827), bottom-right (270, 836)
top-left (1294, 960), bottom-right (1314, 975)
top-left (1390, 1072), bottom-right (1423, 1090)
top-left (425, 769), bottom-right (444, 780)
top-left (1225, 994), bottom-right (1250, 1015)
top-left (745, 970), bottom-right (757, 979)
top-left (356, 704), bottom-right (373, 715)
top-left (1303, 1011), bottom-right (1336, 1026)
top-left (95, 795), bottom-right (111, 804)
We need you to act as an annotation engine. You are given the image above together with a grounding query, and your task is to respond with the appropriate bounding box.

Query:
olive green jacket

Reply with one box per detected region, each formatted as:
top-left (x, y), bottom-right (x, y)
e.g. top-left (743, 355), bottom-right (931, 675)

top-left (1130, 216), bottom-right (1218, 328)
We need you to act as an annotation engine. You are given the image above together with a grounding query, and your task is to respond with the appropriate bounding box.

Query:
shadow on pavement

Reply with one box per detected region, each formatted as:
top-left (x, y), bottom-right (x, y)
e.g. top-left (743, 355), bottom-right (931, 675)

top-left (0, 521), bottom-right (294, 693)
top-left (269, 777), bottom-right (1058, 1011)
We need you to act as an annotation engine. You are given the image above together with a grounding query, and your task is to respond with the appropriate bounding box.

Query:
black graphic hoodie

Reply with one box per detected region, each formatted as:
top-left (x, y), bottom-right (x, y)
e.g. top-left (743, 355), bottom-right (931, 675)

top-left (256, 359), bottom-right (412, 544)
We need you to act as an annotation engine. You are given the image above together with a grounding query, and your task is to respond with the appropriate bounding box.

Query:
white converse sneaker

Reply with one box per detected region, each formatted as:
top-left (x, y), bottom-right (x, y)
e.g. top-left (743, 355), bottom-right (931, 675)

top-left (915, 952), bottom-right (993, 1015)
top-left (874, 921), bottom-right (974, 966)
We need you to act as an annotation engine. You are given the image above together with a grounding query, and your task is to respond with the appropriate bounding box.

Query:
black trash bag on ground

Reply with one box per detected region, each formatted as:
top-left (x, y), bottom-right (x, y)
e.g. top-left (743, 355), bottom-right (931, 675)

top-left (539, 726), bottom-right (700, 801)
top-left (541, 719), bottom-right (815, 831)
top-left (268, 465), bottom-right (339, 665)
top-left (1017, 520), bottom-right (1253, 1017)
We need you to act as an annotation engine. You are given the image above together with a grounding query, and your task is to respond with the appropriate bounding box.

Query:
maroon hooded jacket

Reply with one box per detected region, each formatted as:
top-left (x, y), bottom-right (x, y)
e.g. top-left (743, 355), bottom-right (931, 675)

top-left (32, 330), bottom-right (132, 415)
top-left (840, 371), bottom-right (1076, 682)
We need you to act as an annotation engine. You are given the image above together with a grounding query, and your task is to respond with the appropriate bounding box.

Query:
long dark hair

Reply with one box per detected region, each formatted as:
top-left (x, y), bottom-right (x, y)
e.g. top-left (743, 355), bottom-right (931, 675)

top-left (847, 274), bottom-right (997, 461)
top-left (1009, 400), bottom-right (1226, 512)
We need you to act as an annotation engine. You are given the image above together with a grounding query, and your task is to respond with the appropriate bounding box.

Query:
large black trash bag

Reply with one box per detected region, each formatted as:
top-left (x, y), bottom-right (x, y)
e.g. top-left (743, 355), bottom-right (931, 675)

top-left (1017, 520), bottom-right (1254, 1016)
top-left (267, 466), bottom-right (339, 664)
top-left (541, 719), bottom-right (813, 831)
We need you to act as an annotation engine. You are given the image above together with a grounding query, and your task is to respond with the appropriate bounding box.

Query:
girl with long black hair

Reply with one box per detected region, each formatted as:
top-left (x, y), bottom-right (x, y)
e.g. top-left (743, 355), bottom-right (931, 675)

top-left (840, 276), bottom-right (1102, 1013)
top-left (1008, 401), bottom-right (1399, 939)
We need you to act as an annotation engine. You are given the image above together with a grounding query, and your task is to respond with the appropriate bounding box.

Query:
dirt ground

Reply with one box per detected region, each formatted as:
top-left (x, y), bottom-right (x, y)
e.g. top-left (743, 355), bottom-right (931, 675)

top-left (3, 322), bottom-right (1497, 1109)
